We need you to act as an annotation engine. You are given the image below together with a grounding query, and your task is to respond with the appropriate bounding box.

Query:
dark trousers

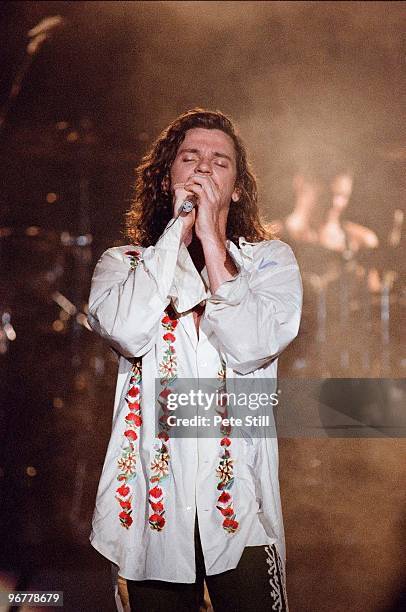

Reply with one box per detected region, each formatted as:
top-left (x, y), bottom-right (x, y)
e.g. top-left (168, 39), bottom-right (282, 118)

top-left (126, 514), bottom-right (288, 612)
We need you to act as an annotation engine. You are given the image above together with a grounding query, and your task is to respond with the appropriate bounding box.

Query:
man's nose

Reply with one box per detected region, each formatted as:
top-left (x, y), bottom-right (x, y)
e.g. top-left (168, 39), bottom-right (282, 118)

top-left (194, 158), bottom-right (212, 174)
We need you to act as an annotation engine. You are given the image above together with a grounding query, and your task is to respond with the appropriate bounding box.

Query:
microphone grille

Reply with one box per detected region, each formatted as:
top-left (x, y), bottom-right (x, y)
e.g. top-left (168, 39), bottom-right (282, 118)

top-left (182, 200), bottom-right (195, 213)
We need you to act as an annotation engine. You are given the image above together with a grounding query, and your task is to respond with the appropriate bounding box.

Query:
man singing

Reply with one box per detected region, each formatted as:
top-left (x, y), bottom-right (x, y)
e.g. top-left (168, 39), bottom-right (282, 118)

top-left (88, 108), bottom-right (302, 611)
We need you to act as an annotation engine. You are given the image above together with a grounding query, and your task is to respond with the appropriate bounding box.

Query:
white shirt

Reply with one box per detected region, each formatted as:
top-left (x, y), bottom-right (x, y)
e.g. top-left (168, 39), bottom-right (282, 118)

top-left (87, 217), bottom-right (302, 583)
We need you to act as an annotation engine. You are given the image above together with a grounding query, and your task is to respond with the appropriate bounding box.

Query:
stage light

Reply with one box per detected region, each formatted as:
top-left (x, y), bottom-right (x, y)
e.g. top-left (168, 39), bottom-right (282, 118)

top-left (74, 374), bottom-right (87, 391)
top-left (46, 192), bottom-right (58, 203)
top-left (26, 466), bottom-right (37, 477)
top-left (25, 226), bottom-right (40, 236)
top-left (4, 325), bottom-right (16, 341)
top-left (76, 234), bottom-right (93, 246)
top-left (67, 130), bottom-right (79, 142)
top-left (2, 313), bottom-right (16, 341)
top-left (56, 120), bottom-right (69, 130)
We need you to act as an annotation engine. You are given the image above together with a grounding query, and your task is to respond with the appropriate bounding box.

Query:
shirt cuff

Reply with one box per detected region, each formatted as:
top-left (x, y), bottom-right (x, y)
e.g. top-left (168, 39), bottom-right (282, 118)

top-left (141, 217), bottom-right (183, 301)
top-left (208, 270), bottom-right (250, 306)
top-left (154, 217), bottom-right (183, 252)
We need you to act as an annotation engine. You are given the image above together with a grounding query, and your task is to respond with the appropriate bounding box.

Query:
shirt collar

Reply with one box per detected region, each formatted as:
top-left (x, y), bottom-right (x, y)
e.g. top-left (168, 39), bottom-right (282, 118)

top-left (226, 237), bottom-right (256, 265)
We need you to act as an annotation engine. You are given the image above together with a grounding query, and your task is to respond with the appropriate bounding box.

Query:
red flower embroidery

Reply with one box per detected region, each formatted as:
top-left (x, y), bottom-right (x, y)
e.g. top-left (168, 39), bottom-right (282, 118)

top-left (124, 429), bottom-right (138, 441)
top-left (119, 511), bottom-right (133, 528)
top-left (126, 413), bottom-right (142, 426)
top-left (149, 485), bottom-right (163, 499)
top-left (214, 363), bottom-right (239, 534)
top-left (119, 499), bottom-right (132, 510)
top-left (147, 311), bottom-right (178, 532)
top-left (223, 518), bottom-right (239, 532)
top-left (219, 506), bottom-right (234, 517)
top-left (127, 401), bottom-right (140, 411)
top-left (217, 491), bottom-right (231, 504)
top-left (150, 501), bottom-right (164, 512)
top-left (125, 250), bottom-right (142, 271)
top-left (149, 513), bottom-right (166, 530)
top-left (116, 484), bottom-right (130, 497)
top-left (116, 362), bottom-right (142, 529)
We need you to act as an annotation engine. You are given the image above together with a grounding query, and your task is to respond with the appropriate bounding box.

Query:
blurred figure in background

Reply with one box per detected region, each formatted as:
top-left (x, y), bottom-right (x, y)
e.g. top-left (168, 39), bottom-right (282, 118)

top-left (274, 158), bottom-right (380, 377)
top-left (273, 165), bottom-right (379, 254)
top-left (319, 171), bottom-right (378, 254)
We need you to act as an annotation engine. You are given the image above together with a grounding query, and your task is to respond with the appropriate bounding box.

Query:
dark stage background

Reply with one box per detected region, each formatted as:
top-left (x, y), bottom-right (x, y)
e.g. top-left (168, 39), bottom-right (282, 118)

top-left (0, 2), bottom-right (405, 611)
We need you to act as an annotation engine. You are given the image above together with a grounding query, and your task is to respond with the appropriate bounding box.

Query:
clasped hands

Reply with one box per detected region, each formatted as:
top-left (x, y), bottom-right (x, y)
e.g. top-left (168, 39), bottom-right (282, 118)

top-left (172, 174), bottom-right (225, 244)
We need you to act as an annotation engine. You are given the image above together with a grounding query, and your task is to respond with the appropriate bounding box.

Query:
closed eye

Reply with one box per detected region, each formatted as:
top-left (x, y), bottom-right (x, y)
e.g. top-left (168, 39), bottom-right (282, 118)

top-left (181, 155), bottom-right (228, 168)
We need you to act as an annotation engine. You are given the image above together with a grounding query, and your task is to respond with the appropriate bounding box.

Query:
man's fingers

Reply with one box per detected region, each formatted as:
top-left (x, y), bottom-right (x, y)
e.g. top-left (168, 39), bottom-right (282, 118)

top-left (185, 176), bottom-right (218, 203)
top-left (173, 184), bottom-right (196, 205)
top-left (193, 174), bottom-right (220, 196)
top-left (183, 183), bottom-right (204, 200)
top-left (192, 173), bottom-right (220, 190)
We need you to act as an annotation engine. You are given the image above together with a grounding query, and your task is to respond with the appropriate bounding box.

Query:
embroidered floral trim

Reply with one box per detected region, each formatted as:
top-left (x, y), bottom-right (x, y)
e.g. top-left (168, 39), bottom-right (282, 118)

top-left (114, 249), bottom-right (144, 528)
top-left (148, 313), bottom-right (178, 531)
top-left (124, 249), bottom-right (142, 270)
top-left (115, 362), bottom-right (142, 529)
top-left (265, 545), bottom-right (289, 611)
top-left (215, 363), bottom-right (239, 534)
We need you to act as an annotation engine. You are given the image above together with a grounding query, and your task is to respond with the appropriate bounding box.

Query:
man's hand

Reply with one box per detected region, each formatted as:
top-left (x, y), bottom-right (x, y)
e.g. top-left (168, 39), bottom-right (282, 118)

top-left (184, 174), bottom-right (224, 242)
top-left (172, 182), bottom-right (197, 245)
top-left (184, 174), bottom-right (238, 293)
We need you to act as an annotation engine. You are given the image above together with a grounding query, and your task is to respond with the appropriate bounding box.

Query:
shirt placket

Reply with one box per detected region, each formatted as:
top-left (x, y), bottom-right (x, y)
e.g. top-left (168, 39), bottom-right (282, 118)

top-left (195, 327), bottom-right (227, 542)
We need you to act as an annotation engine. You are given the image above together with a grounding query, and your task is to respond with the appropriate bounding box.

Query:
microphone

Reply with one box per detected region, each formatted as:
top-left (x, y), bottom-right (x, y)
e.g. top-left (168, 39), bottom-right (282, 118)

top-left (181, 195), bottom-right (197, 214)
top-left (164, 195), bottom-right (197, 237)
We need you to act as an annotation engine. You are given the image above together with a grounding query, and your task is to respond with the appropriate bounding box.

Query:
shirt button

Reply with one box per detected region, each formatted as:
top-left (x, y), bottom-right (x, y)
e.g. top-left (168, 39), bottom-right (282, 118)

top-left (186, 506), bottom-right (192, 511)
top-left (201, 362), bottom-right (207, 367)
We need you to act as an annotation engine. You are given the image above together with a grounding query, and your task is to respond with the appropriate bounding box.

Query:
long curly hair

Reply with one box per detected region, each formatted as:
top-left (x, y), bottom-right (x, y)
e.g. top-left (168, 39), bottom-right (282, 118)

top-left (125, 108), bottom-right (273, 246)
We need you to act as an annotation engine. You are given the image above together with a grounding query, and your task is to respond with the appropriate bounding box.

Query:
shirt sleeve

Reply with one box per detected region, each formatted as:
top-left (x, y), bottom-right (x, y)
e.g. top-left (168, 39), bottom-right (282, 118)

top-left (87, 218), bottom-right (183, 358)
top-left (204, 240), bottom-right (303, 375)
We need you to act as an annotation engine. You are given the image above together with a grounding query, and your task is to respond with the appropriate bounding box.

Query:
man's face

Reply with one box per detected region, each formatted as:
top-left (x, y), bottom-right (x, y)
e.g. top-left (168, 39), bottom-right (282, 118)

top-left (169, 127), bottom-right (239, 210)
